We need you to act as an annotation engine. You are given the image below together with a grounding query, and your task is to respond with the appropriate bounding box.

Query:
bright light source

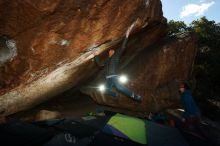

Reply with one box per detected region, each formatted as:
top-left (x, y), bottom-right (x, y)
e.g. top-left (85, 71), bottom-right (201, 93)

top-left (99, 84), bottom-right (105, 92)
top-left (119, 75), bottom-right (128, 84)
top-left (177, 109), bottom-right (185, 112)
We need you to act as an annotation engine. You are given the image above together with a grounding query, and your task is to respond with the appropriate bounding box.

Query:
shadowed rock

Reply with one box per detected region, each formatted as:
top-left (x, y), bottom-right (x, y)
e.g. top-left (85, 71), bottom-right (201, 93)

top-left (81, 32), bottom-right (197, 112)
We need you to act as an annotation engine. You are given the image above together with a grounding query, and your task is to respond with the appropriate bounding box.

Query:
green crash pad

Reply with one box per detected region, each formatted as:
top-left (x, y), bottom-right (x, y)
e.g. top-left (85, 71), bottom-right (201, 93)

top-left (107, 113), bottom-right (147, 144)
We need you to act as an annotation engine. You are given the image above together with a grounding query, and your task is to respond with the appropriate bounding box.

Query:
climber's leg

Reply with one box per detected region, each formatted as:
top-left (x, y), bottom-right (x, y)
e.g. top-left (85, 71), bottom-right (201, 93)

top-left (105, 77), bottom-right (118, 97)
top-left (112, 76), bottom-right (142, 101)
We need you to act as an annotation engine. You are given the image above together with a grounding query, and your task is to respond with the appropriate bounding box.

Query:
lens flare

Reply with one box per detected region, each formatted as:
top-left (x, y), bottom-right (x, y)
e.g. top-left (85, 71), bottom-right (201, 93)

top-left (119, 75), bottom-right (128, 84)
top-left (99, 84), bottom-right (105, 92)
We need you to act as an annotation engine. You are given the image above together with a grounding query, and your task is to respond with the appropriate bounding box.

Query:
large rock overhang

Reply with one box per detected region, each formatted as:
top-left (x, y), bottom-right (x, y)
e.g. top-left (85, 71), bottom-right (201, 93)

top-left (0, 0), bottom-right (198, 116)
top-left (0, 0), bottom-right (168, 116)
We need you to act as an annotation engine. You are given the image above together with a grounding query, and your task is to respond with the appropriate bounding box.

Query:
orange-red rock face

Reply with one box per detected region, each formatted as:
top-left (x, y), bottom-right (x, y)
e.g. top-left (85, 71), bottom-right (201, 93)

top-left (0, 0), bottom-right (196, 116)
top-left (0, 0), bottom-right (163, 91)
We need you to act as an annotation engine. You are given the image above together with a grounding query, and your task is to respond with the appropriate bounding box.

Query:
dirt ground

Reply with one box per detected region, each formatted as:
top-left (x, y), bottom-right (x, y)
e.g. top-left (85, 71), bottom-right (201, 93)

top-left (6, 90), bottom-right (99, 122)
top-left (6, 88), bottom-right (144, 122)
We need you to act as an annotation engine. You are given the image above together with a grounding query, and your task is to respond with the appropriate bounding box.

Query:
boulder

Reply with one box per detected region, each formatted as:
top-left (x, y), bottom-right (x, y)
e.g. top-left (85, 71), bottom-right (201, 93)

top-left (81, 32), bottom-right (197, 112)
top-left (34, 110), bottom-right (61, 121)
top-left (0, 0), bottom-right (196, 116)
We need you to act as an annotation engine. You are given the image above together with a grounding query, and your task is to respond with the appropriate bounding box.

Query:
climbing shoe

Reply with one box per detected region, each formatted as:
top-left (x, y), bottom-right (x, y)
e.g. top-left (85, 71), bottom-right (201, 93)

top-left (134, 95), bottom-right (142, 102)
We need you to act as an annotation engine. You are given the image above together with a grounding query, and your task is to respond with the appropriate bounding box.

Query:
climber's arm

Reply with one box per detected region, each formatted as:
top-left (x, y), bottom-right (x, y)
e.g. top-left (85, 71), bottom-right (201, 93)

top-left (115, 23), bottom-right (134, 56)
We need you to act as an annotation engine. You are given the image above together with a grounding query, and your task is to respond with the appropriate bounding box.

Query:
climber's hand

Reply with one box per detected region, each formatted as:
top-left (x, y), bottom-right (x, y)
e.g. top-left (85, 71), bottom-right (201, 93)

top-left (126, 22), bottom-right (136, 38)
top-left (126, 26), bottom-right (133, 38)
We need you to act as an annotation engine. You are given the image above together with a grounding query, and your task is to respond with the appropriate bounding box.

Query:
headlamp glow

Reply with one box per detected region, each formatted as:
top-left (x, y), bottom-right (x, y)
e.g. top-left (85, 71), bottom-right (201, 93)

top-left (99, 84), bottom-right (105, 92)
top-left (119, 75), bottom-right (128, 84)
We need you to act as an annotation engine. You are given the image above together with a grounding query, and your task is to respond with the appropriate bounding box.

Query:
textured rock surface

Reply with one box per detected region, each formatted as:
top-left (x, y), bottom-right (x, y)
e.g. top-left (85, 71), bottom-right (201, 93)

top-left (0, 0), bottom-right (167, 116)
top-left (81, 32), bottom-right (197, 112)
top-left (0, 0), bottom-right (163, 90)
top-left (34, 110), bottom-right (61, 121)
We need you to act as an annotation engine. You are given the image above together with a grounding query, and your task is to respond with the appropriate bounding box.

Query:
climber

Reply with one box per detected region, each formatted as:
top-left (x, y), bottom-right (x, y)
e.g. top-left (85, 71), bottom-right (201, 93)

top-left (93, 22), bottom-right (142, 101)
